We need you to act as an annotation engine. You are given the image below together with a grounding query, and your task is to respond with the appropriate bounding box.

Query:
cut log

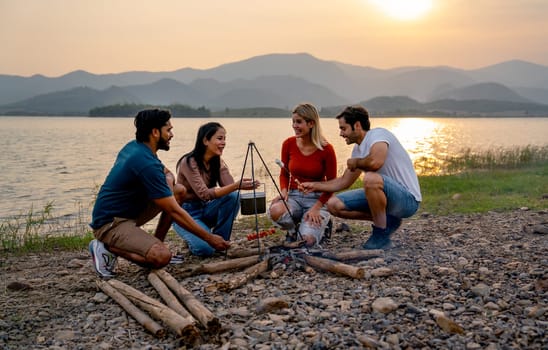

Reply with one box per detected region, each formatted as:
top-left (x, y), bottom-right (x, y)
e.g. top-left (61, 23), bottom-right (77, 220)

top-left (203, 255), bottom-right (261, 273)
top-left (147, 272), bottom-right (196, 321)
top-left (107, 279), bottom-right (199, 344)
top-left (226, 247), bottom-right (263, 259)
top-left (153, 269), bottom-right (221, 334)
top-left (303, 255), bottom-right (364, 279)
top-left (207, 258), bottom-right (269, 293)
top-left (177, 255), bottom-right (261, 277)
top-left (96, 280), bottom-right (165, 338)
top-left (281, 240), bottom-right (306, 249)
top-left (330, 249), bottom-right (384, 262)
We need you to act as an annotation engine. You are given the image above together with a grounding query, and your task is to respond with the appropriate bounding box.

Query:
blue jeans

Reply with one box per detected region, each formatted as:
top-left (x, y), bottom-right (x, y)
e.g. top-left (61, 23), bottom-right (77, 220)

top-left (336, 175), bottom-right (420, 219)
top-left (173, 192), bottom-right (240, 257)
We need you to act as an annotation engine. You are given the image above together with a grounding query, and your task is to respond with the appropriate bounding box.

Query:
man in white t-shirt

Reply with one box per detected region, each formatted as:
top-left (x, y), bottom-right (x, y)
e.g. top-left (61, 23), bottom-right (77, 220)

top-left (300, 105), bottom-right (421, 249)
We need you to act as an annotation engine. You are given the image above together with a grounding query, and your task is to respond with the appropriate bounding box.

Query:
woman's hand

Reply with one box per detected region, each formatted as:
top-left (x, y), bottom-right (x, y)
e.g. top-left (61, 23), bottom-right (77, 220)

top-left (239, 178), bottom-right (261, 190)
top-left (270, 188), bottom-right (288, 204)
top-left (304, 206), bottom-right (322, 227)
top-left (164, 167), bottom-right (176, 187)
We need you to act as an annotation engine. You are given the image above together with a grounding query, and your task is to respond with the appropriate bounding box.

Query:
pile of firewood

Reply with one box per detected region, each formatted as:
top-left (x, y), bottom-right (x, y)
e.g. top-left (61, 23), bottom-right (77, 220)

top-left (96, 269), bottom-right (220, 345)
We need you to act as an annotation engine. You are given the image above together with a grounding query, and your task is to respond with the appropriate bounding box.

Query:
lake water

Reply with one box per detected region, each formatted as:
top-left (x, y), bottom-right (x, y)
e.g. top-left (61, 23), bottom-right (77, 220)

top-left (1, 116), bottom-right (547, 222)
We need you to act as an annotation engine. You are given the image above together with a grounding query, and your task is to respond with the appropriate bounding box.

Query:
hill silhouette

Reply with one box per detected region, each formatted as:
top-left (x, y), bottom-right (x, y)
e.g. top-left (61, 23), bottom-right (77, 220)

top-left (1, 53), bottom-right (547, 116)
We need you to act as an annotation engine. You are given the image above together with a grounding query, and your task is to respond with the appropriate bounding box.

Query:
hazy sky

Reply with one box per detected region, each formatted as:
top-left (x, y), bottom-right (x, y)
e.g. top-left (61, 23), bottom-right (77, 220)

top-left (1, 0), bottom-right (547, 77)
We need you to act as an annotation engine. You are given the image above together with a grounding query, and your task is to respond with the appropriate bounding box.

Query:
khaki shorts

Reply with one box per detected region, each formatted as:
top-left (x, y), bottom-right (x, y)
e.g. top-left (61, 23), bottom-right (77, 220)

top-left (93, 202), bottom-right (162, 257)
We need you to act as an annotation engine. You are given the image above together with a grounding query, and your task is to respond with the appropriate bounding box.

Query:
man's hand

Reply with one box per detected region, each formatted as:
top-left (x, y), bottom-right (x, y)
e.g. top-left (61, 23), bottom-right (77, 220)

top-left (206, 234), bottom-right (231, 251)
top-left (299, 182), bottom-right (318, 194)
top-left (347, 158), bottom-right (360, 171)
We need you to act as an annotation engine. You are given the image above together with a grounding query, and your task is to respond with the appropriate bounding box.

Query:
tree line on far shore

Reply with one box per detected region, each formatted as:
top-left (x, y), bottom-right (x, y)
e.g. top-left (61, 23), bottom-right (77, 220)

top-left (89, 104), bottom-right (211, 117)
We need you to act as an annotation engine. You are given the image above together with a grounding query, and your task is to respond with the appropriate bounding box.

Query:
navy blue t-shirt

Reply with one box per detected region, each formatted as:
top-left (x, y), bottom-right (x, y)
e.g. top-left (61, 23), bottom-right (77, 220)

top-left (90, 140), bottom-right (173, 229)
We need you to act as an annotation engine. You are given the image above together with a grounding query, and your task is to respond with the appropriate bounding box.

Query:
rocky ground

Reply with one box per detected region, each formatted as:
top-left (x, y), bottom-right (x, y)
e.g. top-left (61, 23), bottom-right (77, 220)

top-left (1, 209), bottom-right (547, 350)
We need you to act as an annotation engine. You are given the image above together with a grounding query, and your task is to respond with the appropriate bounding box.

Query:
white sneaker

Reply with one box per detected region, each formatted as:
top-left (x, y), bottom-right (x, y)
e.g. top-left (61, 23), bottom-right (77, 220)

top-left (89, 239), bottom-right (117, 278)
top-left (169, 254), bottom-right (184, 265)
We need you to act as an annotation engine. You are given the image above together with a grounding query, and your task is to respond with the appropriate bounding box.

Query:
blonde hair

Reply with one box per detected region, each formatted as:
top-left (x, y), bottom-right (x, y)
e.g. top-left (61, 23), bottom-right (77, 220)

top-left (292, 103), bottom-right (326, 150)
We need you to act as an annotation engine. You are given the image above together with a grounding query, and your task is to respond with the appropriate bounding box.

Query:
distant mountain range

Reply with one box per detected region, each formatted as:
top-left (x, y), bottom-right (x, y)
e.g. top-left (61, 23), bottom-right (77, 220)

top-left (1, 53), bottom-right (548, 116)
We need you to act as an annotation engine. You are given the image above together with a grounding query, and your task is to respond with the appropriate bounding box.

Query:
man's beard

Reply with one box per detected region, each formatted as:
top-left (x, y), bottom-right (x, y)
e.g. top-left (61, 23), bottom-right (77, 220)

top-left (158, 137), bottom-right (170, 151)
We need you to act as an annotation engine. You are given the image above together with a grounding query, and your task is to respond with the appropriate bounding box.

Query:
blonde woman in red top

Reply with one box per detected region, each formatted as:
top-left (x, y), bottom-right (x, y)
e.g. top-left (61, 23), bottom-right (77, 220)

top-left (268, 103), bottom-right (337, 246)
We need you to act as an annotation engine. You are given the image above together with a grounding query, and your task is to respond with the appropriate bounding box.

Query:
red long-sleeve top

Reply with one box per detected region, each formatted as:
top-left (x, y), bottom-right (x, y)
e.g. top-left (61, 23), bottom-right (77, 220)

top-left (280, 136), bottom-right (337, 204)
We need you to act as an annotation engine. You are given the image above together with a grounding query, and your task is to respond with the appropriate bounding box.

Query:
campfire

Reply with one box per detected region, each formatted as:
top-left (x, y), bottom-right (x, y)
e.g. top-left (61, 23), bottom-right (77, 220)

top-left (95, 229), bottom-right (384, 344)
top-left (196, 234), bottom-right (384, 293)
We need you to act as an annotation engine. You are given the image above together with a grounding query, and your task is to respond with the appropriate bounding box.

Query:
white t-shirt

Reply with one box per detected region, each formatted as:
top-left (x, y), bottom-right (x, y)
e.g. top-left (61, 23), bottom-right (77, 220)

top-left (351, 128), bottom-right (422, 202)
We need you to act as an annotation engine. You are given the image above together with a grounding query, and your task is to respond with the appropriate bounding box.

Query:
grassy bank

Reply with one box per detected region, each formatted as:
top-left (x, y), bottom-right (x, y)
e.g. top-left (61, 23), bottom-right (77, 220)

top-left (418, 145), bottom-right (547, 214)
top-left (1, 146), bottom-right (546, 253)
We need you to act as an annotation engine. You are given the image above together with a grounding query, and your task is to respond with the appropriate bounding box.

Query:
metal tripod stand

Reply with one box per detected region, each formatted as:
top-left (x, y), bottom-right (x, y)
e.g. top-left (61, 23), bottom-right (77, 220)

top-left (233, 141), bottom-right (301, 256)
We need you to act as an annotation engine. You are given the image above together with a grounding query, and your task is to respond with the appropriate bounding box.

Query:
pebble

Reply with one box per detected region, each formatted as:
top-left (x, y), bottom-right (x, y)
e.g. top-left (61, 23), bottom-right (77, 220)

top-left (372, 297), bottom-right (399, 313)
top-left (471, 283), bottom-right (491, 297)
top-left (1, 210), bottom-right (546, 349)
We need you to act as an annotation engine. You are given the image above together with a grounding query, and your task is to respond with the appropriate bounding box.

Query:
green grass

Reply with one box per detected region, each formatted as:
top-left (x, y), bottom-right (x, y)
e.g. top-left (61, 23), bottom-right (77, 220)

top-left (418, 164), bottom-right (547, 215)
top-left (415, 145), bottom-right (548, 175)
top-left (0, 201), bottom-right (93, 255)
top-left (1, 146), bottom-right (547, 254)
top-left (416, 145), bottom-right (548, 214)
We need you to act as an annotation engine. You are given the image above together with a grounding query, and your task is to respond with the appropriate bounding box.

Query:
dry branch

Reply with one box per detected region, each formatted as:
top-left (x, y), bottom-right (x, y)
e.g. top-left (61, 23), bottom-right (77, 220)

top-left (330, 249), bottom-right (384, 262)
top-left (96, 280), bottom-right (165, 338)
top-left (207, 258), bottom-right (269, 293)
top-left (303, 255), bottom-right (364, 279)
top-left (153, 269), bottom-right (221, 334)
top-left (226, 246), bottom-right (264, 259)
top-left (107, 279), bottom-right (199, 343)
top-left (177, 255), bottom-right (261, 277)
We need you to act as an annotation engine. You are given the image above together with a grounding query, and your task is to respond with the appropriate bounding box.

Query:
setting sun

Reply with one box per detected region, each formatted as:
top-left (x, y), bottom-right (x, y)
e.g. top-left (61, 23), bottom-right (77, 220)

top-left (369, 0), bottom-right (433, 20)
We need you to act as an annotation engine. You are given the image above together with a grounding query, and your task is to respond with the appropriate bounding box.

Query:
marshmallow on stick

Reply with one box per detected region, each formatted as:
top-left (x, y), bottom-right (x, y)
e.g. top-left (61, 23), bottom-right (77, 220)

top-left (275, 159), bottom-right (300, 185)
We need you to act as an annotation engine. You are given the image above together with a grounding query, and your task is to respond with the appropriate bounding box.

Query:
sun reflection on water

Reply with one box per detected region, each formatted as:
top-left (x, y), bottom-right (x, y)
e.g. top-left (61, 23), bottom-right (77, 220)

top-left (381, 118), bottom-right (450, 175)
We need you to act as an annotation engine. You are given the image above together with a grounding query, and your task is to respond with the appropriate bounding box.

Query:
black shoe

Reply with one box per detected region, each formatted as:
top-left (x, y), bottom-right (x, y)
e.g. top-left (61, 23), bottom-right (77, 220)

top-left (169, 254), bottom-right (184, 265)
top-left (362, 226), bottom-right (392, 250)
top-left (386, 215), bottom-right (402, 235)
top-left (335, 222), bottom-right (351, 233)
top-left (285, 231), bottom-right (297, 242)
top-left (322, 218), bottom-right (333, 242)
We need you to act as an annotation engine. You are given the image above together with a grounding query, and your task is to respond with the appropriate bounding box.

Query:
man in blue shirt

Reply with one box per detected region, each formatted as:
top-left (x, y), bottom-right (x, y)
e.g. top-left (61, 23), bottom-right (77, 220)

top-left (89, 109), bottom-right (230, 277)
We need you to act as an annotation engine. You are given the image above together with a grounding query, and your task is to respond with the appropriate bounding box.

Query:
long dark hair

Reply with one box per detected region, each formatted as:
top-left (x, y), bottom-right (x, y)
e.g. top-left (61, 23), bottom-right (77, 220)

top-left (177, 122), bottom-right (224, 187)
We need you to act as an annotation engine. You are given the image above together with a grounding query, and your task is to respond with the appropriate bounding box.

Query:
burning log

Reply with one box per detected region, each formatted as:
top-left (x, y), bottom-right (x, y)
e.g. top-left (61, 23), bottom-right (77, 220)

top-left (153, 269), bottom-right (221, 334)
top-left (107, 279), bottom-right (199, 343)
top-left (96, 280), bottom-right (165, 338)
top-left (207, 258), bottom-right (269, 292)
top-left (177, 255), bottom-right (261, 277)
top-left (303, 255), bottom-right (365, 279)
